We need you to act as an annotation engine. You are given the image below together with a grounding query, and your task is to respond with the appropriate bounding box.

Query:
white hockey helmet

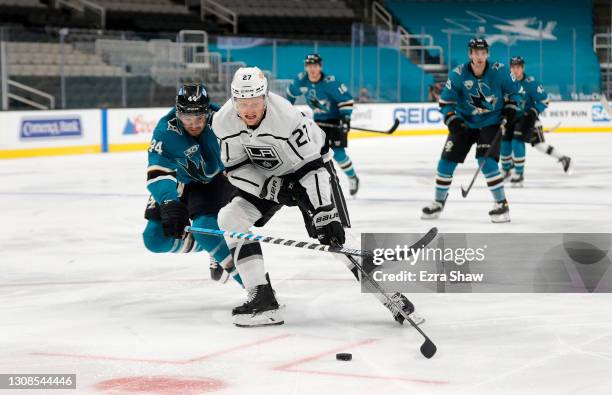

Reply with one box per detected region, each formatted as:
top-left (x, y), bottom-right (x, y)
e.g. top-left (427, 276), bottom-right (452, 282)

top-left (231, 67), bottom-right (268, 99)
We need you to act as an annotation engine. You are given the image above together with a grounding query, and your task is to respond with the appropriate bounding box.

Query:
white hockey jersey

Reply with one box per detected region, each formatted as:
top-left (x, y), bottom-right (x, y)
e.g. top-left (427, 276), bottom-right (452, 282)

top-left (212, 92), bottom-right (333, 209)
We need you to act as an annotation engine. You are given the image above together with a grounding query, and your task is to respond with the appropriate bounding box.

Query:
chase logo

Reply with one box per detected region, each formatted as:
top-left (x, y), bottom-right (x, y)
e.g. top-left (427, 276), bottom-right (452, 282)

top-left (591, 104), bottom-right (610, 122)
top-left (20, 117), bottom-right (82, 139)
top-left (245, 145), bottom-right (283, 171)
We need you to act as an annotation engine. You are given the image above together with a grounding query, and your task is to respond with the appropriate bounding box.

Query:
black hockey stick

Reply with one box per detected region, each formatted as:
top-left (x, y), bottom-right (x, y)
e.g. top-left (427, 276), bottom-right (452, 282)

top-left (316, 118), bottom-right (400, 134)
top-left (187, 225), bottom-right (439, 358)
top-left (333, 239), bottom-right (437, 359)
top-left (461, 119), bottom-right (507, 198)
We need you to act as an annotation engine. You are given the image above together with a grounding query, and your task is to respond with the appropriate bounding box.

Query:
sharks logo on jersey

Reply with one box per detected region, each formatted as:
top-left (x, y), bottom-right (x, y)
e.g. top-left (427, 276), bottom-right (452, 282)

top-left (468, 82), bottom-right (498, 115)
top-left (306, 89), bottom-right (330, 112)
top-left (177, 156), bottom-right (209, 183)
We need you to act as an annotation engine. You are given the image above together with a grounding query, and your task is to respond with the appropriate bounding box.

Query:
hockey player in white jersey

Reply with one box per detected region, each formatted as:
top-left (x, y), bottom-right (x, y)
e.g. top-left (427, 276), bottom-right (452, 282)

top-left (213, 67), bottom-right (420, 327)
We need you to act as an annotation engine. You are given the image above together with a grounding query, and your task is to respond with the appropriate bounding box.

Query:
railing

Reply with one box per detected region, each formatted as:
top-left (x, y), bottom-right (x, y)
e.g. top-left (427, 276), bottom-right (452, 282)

top-left (201, 0), bottom-right (238, 34)
top-left (55, 0), bottom-right (106, 30)
top-left (371, 1), bottom-right (393, 30)
top-left (594, 32), bottom-right (611, 52)
top-left (7, 80), bottom-right (55, 110)
top-left (371, 1), bottom-right (445, 70)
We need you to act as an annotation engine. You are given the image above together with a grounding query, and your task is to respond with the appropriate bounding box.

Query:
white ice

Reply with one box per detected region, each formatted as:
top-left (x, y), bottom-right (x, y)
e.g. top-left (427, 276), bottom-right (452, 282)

top-left (1, 133), bottom-right (611, 395)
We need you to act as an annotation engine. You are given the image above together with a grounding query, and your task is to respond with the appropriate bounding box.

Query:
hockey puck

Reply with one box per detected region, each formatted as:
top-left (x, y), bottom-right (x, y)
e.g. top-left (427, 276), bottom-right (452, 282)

top-left (336, 353), bottom-right (352, 361)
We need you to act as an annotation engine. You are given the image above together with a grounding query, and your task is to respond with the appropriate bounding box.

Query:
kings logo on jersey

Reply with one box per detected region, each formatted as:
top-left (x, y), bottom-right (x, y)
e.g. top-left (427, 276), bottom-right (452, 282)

top-left (245, 146), bottom-right (283, 171)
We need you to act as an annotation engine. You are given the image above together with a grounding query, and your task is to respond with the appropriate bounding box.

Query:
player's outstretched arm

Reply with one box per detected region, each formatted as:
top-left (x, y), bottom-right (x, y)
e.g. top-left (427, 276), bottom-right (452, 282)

top-left (146, 131), bottom-right (180, 204)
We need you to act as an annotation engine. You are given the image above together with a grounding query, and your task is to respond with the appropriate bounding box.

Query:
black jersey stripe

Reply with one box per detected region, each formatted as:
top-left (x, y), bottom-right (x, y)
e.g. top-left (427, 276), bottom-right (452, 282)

top-left (230, 175), bottom-right (260, 187)
top-left (225, 158), bottom-right (252, 173)
top-left (147, 169), bottom-right (177, 181)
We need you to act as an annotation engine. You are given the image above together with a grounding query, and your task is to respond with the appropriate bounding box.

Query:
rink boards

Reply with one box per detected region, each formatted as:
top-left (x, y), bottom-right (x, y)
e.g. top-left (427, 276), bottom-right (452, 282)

top-left (1, 101), bottom-right (611, 159)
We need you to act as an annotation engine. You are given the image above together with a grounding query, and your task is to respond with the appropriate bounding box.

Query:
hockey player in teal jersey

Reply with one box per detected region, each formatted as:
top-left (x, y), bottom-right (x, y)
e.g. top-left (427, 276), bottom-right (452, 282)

top-left (143, 84), bottom-right (241, 285)
top-left (500, 56), bottom-right (572, 187)
top-left (421, 38), bottom-right (522, 223)
top-left (286, 54), bottom-right (360, 196)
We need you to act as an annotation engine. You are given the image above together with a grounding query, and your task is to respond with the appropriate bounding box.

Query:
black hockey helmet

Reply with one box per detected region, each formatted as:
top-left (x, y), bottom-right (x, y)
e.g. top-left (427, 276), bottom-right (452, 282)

top-left (304, 53), bottom-right (322, 65)
top-left (468, 38), bottom-right (489, 51)
top-left (176, 84), bottom-right (210, 115)
top-left (510, 56), bottom-right (525, 66)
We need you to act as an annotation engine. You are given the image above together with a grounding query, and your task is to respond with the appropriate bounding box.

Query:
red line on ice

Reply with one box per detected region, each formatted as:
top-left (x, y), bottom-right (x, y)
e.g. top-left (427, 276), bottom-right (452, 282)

top-left (31, 333), bottom-right (292, 365)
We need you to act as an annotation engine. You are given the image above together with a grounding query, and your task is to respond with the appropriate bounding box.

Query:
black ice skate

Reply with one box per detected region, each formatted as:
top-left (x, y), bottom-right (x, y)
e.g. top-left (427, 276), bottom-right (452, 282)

top-left (510, 172), bottom-right (524, 188)
top-left (349, 175), bottom-right (360, 196)
top-left (489, 199), bottom-right (511, 223)
top-left (233, 274), bottom-right (283, 327)
top-left (421, 199), bottom-right (445, 219)
top-left (559, 156), bottom-right (572, 174)
top-left (384, 292), bottom-right (425, 325)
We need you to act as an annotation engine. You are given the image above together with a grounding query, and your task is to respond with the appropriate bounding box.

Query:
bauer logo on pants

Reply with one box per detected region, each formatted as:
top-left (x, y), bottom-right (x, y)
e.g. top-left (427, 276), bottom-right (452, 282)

top-left (245, 146), bottom-right (283, 171)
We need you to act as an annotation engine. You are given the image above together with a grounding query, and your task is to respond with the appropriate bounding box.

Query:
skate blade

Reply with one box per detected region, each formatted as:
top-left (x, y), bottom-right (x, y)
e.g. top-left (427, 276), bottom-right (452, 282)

top-left (510, 181), bottom-right (523, 188)
top-left (233, 308), bottom-right (284, 327)
top-left (490, 213), bottom-right (511, 223)
top-left (421, 212), bottom-right (441, 220)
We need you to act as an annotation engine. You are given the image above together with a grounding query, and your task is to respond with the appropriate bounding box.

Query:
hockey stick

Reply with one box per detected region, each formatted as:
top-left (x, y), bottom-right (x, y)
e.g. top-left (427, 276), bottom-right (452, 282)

top-left (187, 225), bottom-right (439, 358)
top-left (544, 121), bottom-right (562, 134)
top-left (186, 226), bottom-right (438, 261)
top-left (187, 227), bottom-right (370, 257)
top-left (460, 119), bottom-right (507, 198)
top-left (316, 118), bottom-right (400, 134)
top-left (333, 241), bottom-right (437, 359)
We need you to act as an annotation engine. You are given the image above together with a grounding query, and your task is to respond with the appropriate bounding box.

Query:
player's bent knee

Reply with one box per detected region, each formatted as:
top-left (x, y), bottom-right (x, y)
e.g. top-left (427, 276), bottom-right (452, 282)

top-left (142, 220), bottom-right (174, 253)
top-left (218, 197), bottom-right (260, 232)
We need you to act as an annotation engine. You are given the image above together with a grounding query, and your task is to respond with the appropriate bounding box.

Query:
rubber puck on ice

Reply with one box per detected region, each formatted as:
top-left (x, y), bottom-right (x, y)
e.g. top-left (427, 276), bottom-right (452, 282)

top-left (336, 353), bottom-right (352, 361)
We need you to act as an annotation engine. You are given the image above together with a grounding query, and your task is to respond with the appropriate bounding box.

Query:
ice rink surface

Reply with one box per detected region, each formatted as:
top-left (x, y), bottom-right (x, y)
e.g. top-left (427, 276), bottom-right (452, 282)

top-left (1, 133), bottom-right (612, 394)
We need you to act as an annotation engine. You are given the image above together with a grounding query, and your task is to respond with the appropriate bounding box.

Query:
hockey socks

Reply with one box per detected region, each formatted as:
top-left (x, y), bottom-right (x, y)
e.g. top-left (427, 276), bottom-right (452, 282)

top-left (511, 139), bottom-right (526, 175)
top-left (477, 157), bottom-right (506, 202)
top-left (533, 142), bottom-right (562, 159)
top-left (434, 159), bottom-right (457, 202)
top-left (333, 147), bottom-right (357, 178)
top-left (500, 140), bottom-right (513, 172)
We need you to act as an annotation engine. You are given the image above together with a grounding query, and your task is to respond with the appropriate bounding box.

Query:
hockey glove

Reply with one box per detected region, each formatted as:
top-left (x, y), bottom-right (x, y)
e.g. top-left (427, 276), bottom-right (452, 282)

top-left (340, 118), bottom-right (351, 134)
top-left (523, 108), bottom-right (538, 130)
top-left (447, 117), bottom-right (468, 135)
top-left (159, 200), bottom-right (190, 239)
top-left (260, 176), bottom-right (298, 206)
top-left (502, 104), bottom-right (518, 126)
top-left (313, 205), bottom-right (345, 245)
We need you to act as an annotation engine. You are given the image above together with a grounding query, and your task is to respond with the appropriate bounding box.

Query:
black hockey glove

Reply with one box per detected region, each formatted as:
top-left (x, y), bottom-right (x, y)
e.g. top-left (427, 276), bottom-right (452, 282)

top-left (260, 176), bottom-right (298, 206)
top-left (159, 200), bottom-right (190, 239)
top-left (447, 117), bottom-right (467, 135)
top-left (340, 117), bottom-right (351, 134)
top-left (313, 206), bottom-right (345, 245)
top-left (502, 104), bottom-right (518, 126)
top-left (523, 108), bottom-right (538, 130)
